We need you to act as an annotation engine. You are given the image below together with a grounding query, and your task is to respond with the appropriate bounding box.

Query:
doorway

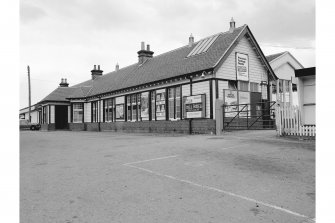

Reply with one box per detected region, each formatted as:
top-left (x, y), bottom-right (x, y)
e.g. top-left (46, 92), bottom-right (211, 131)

top-left (55, 105), bottom-right (68, 129)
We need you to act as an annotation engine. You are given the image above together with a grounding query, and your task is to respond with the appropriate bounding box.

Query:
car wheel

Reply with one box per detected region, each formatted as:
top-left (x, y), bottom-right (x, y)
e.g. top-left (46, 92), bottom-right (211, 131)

top-left (30, 126), bottom-right (35, 130)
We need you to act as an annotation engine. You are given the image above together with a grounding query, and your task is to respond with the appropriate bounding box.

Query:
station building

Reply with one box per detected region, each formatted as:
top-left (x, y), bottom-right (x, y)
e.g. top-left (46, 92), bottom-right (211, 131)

top-left (35, 20), bottom-right (278, 134)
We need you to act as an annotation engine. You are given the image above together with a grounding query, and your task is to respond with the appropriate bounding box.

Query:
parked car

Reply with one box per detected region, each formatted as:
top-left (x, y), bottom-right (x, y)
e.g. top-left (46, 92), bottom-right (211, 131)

top-left (19, 119), bottom-right (41, 130)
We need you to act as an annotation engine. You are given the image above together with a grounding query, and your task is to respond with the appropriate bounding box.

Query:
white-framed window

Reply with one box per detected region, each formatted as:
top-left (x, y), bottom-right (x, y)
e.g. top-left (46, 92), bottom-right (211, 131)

top-left (73, 103), bottom-right (83, 123)
top-left (250, 82), bottom-right (259, 92)
top-left (151, 91), bottom-right (156, 121)
top-left (127, 95), bottom-right (131, 121)
top-left (228, 80), bottom-right (238, 90)
top-left (238, 81), bottom-right (249, 91)
top-left (168, 86), bottom-right (181, 120)
top-left (104, 98), bottom-right (113, 122)
top-left (91, 101), bottom-right (98, 122)
top-left (127, 93), bottom-right (141, 121)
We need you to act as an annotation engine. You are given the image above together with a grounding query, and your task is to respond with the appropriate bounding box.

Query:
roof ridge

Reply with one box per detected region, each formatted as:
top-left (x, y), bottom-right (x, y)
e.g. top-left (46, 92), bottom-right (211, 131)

top-left (152, 25), bottom-right (246, 60)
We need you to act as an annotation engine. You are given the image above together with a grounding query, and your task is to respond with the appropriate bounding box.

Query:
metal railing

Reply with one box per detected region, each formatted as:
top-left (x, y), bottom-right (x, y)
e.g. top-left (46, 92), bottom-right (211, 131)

top-left (222, 101), bottom-right (276, 130)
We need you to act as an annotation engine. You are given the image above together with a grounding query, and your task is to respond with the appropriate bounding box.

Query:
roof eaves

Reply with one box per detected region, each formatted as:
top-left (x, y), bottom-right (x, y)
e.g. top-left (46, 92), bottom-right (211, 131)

top-left (213, 24), bottom-right (248, 68)
top-left (266, 51), bottom-right (287, 63)
top-left (285, 51), bottom-right (305, 69)
top-left (243, 26), bottom-right (278, 81)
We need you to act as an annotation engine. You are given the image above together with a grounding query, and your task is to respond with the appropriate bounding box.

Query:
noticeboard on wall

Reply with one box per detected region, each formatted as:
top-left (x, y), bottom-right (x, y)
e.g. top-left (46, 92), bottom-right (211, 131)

top-left (236, 52), bottom-right (249, 81)
top-left (156, 89), bottom-right (166, 120)
top-left (115, 104), bottom-right (124, 120)
top-left (224, 90), bottom-right (238, 117)
top-left (140, 92), bottom-right (149, 120)
top-left (184, 94), bottom-right (206, 119)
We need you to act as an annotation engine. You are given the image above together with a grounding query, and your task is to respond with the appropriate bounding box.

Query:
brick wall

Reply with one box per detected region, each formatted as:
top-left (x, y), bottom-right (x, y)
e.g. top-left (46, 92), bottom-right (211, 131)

top-left (69, 123), bottom-right (85, 131)
top-left (40, 123), bottom-right (55, 131)
top-left (98, 119), bottom-right (216, 134)
top-left (86, 122), bottom-right (99, 131)
top-left (60, 119), bottom-right (216, 134)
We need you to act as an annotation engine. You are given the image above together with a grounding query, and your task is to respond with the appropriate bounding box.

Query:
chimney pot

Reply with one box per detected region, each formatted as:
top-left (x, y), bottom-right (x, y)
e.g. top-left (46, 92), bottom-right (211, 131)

top-left (59, 78), bottom-right (69, 87)
top-left (91, 65), bottom-right (103, 80)
top-left (229, 17), bottom-right (236, 33)
top-left (189, 33), bottom-right (194, 47)
top-left (137, 41), bottom-right (154, 64)
top-left (116, 63), bottom-right (119, 71)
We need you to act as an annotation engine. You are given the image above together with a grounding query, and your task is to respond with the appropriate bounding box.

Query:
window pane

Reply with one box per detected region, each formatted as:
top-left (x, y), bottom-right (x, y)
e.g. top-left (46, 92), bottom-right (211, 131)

top-left (156, 91), bottom-right (166, 120)
top-left (176, 97), bottom-right (181, 118)
top-left (238, 81), bottom-right (249, 91)
top-left (151, 91), bottom-right (156, 121)
top-left (228, 81), bottom-right (238, 90)
top-left (176, 87), bottom-right (180, 97)
top-left (250, 82), bottom-right (259, 92)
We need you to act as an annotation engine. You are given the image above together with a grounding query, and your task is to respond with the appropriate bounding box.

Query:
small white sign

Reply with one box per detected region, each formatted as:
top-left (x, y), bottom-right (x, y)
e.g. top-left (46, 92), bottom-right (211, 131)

top-left (236, 53), bottom-right (249, 81)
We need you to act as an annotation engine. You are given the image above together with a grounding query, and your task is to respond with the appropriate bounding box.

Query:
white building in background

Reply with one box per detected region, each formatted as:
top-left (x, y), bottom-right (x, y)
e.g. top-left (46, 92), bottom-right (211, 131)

top-left (295, 67), bottom-right (315, 125)
top-left (266, 51), bottom-right (304, 106)
top-left (19, 104), bottom-right (39, 123)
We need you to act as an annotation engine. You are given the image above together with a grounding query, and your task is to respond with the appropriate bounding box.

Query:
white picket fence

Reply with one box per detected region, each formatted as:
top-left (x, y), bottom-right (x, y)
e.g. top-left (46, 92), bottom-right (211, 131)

top-left (275, 104), bottom-right (316, 137)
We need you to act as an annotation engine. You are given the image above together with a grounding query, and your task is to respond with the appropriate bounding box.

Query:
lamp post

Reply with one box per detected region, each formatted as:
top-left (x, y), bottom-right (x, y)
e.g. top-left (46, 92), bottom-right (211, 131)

top-left (27, 66), bottom-right (31, 122)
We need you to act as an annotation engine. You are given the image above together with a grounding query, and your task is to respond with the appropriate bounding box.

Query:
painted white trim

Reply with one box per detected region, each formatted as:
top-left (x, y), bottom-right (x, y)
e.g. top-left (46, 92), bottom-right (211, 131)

top-left (124, 163), bottom-right (314, 221)
top-left (123, 155), bottom-right (178, 166)
top-left (213, 25), bottom-right (247, 68)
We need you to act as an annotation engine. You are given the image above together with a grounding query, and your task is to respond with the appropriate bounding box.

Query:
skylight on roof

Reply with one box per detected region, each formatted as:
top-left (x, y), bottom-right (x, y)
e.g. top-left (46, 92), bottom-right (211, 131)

top-left (187, 34), bottom-right (220, 57)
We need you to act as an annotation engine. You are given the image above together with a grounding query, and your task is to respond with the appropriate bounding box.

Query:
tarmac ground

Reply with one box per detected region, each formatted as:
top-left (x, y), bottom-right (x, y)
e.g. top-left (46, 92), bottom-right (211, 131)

top-left (20, 130), bottom-right (315, 223)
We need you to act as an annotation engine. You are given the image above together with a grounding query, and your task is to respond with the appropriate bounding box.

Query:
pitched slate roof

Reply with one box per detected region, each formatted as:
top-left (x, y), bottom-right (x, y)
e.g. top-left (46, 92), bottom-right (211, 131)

top-left (66, 25), bottom-right (247, 99)
top-left (39, 24), bottom-right (275, 103)
top-left (266, 51), bottom-right (287, 63)
top-left (39, 79), bottom-right (93, 103)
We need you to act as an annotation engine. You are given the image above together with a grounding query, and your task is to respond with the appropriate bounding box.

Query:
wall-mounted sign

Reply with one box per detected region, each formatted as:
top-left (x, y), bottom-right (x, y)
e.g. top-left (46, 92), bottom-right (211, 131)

top-left (184, 94), bottom-right (206, 118)
top-left (115, 104), bottom-right (124, 120)
top-left (236, 53), bottom-right (249, 81)
top-left (224, 90), bottom-right (238, 117)
top-left (140, 92), bottom-right (149, 120)
top-left (156, 89), bottom-right (166, 120)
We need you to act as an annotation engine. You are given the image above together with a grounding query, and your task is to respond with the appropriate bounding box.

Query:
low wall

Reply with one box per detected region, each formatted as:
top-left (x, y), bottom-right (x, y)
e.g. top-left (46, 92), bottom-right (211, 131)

top-left (40, 123), bottom-right (55, 131)
top-left (69, 123), bottom-right (85, 131)
top-left (66, 119), bottom-right (216, 134)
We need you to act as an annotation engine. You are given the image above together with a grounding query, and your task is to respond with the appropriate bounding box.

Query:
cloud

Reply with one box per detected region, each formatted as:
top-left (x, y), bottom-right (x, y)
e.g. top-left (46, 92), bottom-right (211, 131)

top-left (19, 0), bottom-right (315, 108)
top-left (20, 2), bottom-right (47, 24)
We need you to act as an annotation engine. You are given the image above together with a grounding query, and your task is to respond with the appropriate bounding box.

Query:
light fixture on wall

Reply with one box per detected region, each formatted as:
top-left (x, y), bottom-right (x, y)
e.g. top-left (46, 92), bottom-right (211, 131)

top-left (201, 71), bottom-right (206, 78)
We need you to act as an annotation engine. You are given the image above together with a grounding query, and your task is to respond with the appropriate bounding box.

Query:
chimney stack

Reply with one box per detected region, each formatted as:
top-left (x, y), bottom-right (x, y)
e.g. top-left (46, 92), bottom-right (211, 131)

top-left (115, 63), bottom-right (119, 71)
top-left (229, 17), bottom-right (236, 33)
top-left (59, 78), bottom-right (69, 87)
top-left (91, 64), bottom-right (103, 80)
top-left (189, 33), bottom-right (194, 47)
top-left (137, 42), bottom-right (154, 64)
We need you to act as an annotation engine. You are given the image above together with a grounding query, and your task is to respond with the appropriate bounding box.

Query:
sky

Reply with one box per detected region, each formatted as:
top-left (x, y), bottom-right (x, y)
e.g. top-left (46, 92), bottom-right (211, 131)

top-left (20, 0), bottom-right (315, 108)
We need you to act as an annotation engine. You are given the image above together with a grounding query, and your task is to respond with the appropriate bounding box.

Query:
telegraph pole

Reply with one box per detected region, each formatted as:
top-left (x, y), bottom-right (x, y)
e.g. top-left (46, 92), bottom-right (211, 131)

top-left (27, 66), bottom-right (31, 122)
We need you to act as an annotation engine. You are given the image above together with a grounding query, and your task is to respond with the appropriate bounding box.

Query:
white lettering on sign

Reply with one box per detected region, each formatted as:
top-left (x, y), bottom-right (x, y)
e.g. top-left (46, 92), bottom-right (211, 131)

top-left (236, 53), bottom-right (249, 81)
top-left (184, 95), bottom-right (205, 118)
